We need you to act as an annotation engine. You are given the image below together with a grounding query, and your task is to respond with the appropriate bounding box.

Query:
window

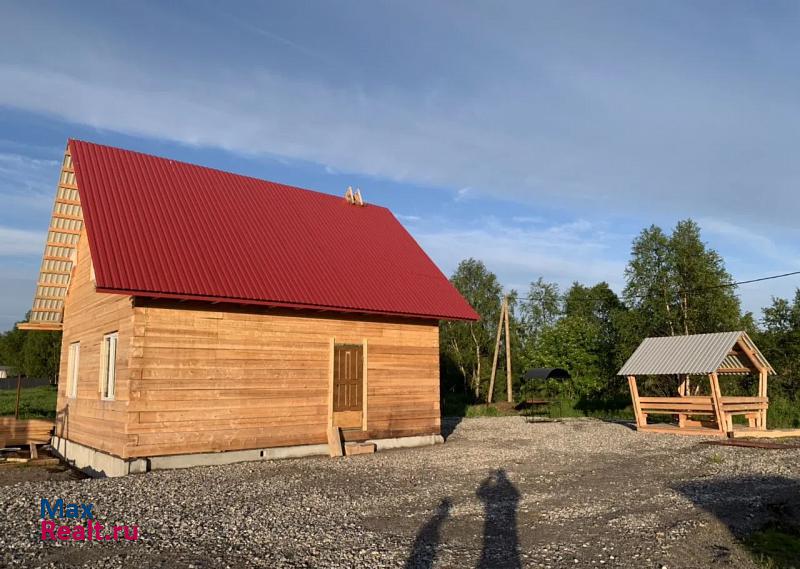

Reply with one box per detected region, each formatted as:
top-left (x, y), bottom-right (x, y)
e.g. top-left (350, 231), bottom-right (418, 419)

top-left (66, 342), bottom-right (80, 398)
top-left (100, 332), bottom-right (118, 400)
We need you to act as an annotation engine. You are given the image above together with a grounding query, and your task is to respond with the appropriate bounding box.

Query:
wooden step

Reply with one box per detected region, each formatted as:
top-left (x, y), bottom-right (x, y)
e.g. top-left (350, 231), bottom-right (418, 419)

top-left (340, 429), bottom-right (370, 442)
top-left (344, 442), bottom-right (376, 456)
top-left (637, 424), bottom-right (725, 436)
top-left (730, 427), bottom-right (800, 439)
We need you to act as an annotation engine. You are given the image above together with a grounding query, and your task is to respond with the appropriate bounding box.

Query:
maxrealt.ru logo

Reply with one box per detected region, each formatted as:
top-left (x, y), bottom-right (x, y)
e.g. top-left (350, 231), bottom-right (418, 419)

top-left (40, 499), bottom-right (139, 541)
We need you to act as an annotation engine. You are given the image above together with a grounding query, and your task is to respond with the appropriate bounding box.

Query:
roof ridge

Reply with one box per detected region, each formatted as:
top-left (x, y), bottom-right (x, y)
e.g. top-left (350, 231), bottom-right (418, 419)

top-left (68, 139), bottom-right (389, 210)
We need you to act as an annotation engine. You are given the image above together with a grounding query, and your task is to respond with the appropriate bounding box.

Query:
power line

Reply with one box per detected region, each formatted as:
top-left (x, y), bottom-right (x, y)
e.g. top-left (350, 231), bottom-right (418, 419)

top-left (685, 270), bottom-right (800, 293)
top-left (518, 269), bottom-right (800, 305)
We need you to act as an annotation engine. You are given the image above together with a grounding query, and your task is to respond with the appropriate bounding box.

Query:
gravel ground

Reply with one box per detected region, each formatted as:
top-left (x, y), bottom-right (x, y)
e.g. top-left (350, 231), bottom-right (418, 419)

top-left (1, 417), bottom-right (799, 568)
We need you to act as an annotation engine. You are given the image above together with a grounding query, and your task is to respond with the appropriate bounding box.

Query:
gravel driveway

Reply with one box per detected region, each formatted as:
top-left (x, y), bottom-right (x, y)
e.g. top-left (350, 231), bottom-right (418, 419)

top-left (1, 417), bottom-right (799, 568)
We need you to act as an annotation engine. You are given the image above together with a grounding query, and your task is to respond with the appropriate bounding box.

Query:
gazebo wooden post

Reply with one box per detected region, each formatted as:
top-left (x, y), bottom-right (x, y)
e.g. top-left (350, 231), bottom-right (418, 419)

top-left (708, 372), bottom-right (728, 434)
top-left (758, 368), bottom-right (768, 430)
top-left (627, 375), bottom-right (645, 428)
top-left (734, 336), bottom-right (769, 430)
top-left (677, 374), bottom-right (689, 428)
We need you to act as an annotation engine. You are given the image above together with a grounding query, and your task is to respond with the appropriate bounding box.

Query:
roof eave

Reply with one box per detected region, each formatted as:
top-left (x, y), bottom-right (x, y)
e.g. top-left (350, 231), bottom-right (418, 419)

top-left (95, 286), bottom-right (478, 322)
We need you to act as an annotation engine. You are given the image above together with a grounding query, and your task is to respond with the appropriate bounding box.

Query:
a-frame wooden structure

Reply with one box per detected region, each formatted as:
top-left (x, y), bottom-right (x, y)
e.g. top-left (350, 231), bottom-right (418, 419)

top-left (618, 331), bottom-right (797, 438)
top-left (18, 145), bottom-right (82, 332)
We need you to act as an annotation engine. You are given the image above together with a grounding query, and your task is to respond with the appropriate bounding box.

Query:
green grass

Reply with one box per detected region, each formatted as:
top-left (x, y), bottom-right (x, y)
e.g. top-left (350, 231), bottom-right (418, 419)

top-left (464, 404), bottom-right (505, 417)
top-left (533, 397), bottom-right (636, 421)
top-left (0, 385), bottom-right (58, 419)
top-left (744, 525), bottom-right (800, 569)
top-left (767, 395), bottom-right (800, 430)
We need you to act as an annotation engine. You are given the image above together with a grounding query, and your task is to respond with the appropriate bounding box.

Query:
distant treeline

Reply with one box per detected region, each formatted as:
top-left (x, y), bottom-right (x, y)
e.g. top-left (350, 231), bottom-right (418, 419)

top-left (440, 219), bottom-right (800, 426)
top-left (0, 315), bottom-right (60, 383)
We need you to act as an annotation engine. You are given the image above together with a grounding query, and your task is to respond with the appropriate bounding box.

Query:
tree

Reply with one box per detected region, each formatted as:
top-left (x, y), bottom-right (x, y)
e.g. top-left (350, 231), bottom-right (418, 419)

top-left (528, 315), bottom-right (605, 399)
top-left (623, 219), bottom-right (742, 349)
top-left (563, 281), bottom-right (625, 382)
top-left (0, 326), bottom-right (27, 374)
top-left (440, 259), bottom-right (503, 400)
top-left (519, 278), bottom-right (560, 341)
top-left (669, 219), bottom-right (740, 334)
top-left (22, 331), bottom-right (62, 383)
top-left (758, 290), bottom-right (800, 389)
top-left (623, 225), bottom-right (676, 338)
top-left (0, 317), bottom-right (62, 383)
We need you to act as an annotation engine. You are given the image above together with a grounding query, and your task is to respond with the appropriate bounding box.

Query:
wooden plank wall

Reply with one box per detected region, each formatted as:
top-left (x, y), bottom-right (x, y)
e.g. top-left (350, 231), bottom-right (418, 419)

top-left (55, 228), bottom-right (134, 457)
top-left (125, 302), bottom-right (440, 458)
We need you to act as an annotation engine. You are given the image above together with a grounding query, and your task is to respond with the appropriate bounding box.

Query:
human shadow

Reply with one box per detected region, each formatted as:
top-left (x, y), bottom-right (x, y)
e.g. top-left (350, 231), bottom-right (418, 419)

top-left (477, 469), bottom-right (522, 569)
top-left (404, 498), bottom-right (452, 569)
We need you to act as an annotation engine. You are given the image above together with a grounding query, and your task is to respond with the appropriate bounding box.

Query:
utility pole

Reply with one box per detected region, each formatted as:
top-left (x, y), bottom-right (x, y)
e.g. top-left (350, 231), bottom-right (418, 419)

top-left (488, 296), bottom-right (514, 404)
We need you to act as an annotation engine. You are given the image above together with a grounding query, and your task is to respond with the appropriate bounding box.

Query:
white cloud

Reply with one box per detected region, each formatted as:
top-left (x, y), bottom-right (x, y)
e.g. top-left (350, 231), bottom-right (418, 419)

top-left (0, 226), bottom-right (45, 256)
top-left (454, 188), bottom-right (473, 202)
top-left (4, 2), bottom-right (800, 237)
top-left (396, 214), bottom-right (421, 222)
top-left (411, 218), bottom-right (627, 295)
top-left (698, 217), bottom-right (800, 267)
top-left (3, 5), bottom-right (800, 229)
top-left (511, 215), bottom-right (545, 224)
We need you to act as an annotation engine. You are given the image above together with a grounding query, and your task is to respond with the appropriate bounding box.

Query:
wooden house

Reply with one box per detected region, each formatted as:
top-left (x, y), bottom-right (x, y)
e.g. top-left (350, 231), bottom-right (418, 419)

top-left (19, 140), bottom-right (478, 476)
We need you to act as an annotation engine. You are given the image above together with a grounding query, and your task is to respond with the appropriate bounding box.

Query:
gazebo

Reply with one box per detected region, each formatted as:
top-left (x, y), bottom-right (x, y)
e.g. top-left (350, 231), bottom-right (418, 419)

top-left (618, 331), bottom-right (790, 438)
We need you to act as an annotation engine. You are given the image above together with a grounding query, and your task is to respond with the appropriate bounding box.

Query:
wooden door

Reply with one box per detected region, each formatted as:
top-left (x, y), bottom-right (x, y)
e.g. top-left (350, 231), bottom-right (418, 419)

top-left (333, 344), bottom-right (363, 429)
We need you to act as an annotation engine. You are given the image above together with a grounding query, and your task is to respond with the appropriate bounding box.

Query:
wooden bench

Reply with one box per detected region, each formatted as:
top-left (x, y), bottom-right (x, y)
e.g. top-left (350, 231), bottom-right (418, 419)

top-left (0, 418), bottom-right (55, 459)
top-left (636, 396), bottom-right (767, 435)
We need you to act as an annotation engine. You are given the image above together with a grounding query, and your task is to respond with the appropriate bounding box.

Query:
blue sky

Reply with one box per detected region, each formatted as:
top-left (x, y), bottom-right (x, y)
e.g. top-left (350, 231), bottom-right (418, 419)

top-left (2, 1), bottom-right (800, 331)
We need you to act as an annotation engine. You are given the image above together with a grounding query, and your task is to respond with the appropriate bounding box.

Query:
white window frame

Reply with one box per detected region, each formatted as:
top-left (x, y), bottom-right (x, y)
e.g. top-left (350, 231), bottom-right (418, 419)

top-left (100, 332), bottom-right (118, 400)
top-left (67, 342), bottom-right (80, 399)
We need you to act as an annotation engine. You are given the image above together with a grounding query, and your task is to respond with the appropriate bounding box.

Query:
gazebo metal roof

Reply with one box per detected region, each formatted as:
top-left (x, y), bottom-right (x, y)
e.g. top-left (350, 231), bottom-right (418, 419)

top-left (618, 331), bottom-right (774, 376)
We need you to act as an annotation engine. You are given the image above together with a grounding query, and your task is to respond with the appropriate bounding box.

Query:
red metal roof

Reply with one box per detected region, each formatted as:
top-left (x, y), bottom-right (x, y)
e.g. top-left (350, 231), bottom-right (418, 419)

top-left (69, 140), bottom-right (478, 321)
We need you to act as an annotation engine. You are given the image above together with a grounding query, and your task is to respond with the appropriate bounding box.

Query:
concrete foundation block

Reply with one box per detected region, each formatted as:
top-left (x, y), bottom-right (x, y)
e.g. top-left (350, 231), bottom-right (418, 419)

top-left (51, 436), bottom-right (147, 478)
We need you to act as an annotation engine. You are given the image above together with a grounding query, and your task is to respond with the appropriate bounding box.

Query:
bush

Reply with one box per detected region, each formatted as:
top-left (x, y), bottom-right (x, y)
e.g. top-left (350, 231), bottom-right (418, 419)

top-left (767, 394), bottom-right (800, 429)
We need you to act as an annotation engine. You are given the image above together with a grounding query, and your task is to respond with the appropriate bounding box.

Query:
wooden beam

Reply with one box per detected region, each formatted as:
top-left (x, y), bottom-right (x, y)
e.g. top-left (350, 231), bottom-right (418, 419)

top-left (638, 424), bottom-right (726, 437)
top-left (759, 368), bottom-right (768, 430)
top-left (327, 337), bottom-right (340, 456)
top-left (487, 300), bottom-right (505, 404)
top-left (639, 396), bottom-right (714, 403)
top-left (504, 296), bottom-right (513, 403)
top-left (717, 367), bottom-right (757, 375)
top-left (730, 427), bottom-right (800, 439)
top-left (677, 374), bottom-right (688, 427)
top-left (708, 372), bottom-right (728, 434)
top-left (17, 322), bottom-right (63, 331)
top-left (734, 337), bottom-right (767, 374)
top-left (627, 375), bottom-right (645, 427)
top-left (362, 338), bottom-right (368, 432)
